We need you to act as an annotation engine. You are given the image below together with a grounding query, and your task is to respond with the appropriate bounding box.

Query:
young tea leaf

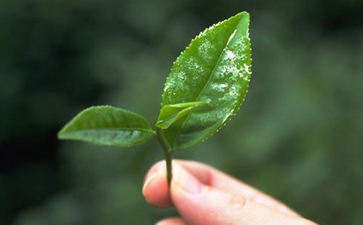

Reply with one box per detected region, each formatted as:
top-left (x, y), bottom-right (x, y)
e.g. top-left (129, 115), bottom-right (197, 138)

top-left (58, 106), bottom-right (155, 147)
top-left (156, 100), bottom-right (209, 129)
top-left (160, 12), bottom-right (252, 150)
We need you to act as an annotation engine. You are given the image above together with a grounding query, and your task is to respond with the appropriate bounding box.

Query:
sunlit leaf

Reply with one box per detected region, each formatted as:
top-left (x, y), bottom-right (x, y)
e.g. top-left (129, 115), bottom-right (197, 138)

top-left (58, 106), bottom-right (155, 147)
top-left (160, 12), bottom-right (252, 150)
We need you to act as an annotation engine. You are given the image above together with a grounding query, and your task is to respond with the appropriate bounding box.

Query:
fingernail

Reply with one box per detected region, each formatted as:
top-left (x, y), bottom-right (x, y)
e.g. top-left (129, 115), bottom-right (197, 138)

top-left (142, 173), bottom-right (158, 196)
top-left (173, 163), bottom-right (203, 194)
top-left (142, 163), bottom-right (164, 196)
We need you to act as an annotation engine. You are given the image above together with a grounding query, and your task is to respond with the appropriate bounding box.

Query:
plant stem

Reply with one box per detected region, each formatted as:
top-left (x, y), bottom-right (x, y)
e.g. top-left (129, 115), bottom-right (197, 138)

top-left (163, 147), bottom-right (173, 186)
top-left (156, 128), bottom-right (173, 186)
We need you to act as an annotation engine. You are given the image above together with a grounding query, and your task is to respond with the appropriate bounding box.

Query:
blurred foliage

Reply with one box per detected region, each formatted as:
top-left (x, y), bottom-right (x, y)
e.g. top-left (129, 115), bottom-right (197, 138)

top-left (0, 0), bottom-right (363, 225)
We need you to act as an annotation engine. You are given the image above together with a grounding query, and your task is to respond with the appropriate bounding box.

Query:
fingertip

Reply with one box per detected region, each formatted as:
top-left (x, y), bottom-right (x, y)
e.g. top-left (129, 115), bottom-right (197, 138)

top-left (143, 162), bottom-right (171, 208)
top-left (144, 160), bottom-right (165, 182)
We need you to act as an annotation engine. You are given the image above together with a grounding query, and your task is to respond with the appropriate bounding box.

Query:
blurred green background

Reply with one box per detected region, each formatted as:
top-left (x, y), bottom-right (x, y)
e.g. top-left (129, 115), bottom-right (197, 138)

top-left (1, 0), bottom-right (363, 224)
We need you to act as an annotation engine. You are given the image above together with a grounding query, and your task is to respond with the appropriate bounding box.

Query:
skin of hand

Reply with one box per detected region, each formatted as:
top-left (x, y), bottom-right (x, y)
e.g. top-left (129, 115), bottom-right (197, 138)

top-left (142, 160), bottom-right (319, 225)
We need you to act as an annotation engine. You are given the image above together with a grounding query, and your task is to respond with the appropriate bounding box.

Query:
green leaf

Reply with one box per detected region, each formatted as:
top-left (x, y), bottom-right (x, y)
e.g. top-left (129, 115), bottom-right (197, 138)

top-left (58, 106), bottom-right (155, 147)
top-left (156, 100), bottom-right (209, 129)
top-left (159, 12), bottom-right (252, 150)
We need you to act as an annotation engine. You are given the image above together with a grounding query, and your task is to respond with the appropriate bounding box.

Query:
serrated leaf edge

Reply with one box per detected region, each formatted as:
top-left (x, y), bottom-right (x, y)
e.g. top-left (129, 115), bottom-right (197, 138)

top-left (172, 12), bottom-right (252, 150)
top-left (160, 12), bottom-right (249, 108)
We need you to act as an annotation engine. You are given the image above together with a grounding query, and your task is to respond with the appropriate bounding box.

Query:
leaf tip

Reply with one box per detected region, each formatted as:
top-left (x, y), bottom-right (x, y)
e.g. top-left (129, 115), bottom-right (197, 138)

top-left (236, 11), bottom-right (250, 20)
top-left (57, 125), bottom-right (72, 140)
top-left (156, 121), bottom-right (167, 129)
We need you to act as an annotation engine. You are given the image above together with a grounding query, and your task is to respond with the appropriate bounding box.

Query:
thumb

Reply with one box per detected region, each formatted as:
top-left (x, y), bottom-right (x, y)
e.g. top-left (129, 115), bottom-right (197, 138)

top-left (170, 163), bottom-right (317, 225)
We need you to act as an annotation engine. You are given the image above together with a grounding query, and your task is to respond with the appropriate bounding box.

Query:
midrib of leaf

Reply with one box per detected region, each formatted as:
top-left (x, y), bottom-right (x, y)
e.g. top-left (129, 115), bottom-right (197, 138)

top-left (60, 127), bottom-right (155, 147)
top-left (63, 127), bottom-right (155, 135)
top-left (171, 17), bottom-right (244, 148)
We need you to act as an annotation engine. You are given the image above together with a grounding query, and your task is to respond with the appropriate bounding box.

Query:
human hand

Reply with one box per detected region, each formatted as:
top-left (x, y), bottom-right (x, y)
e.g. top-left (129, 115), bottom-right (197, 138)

top-left (143, 160), bottom-right (318, 225)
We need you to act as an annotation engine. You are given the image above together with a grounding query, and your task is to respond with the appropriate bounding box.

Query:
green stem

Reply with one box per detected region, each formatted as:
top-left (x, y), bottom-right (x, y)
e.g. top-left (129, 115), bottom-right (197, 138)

top-left (156, 128), bottom-right (173, 186)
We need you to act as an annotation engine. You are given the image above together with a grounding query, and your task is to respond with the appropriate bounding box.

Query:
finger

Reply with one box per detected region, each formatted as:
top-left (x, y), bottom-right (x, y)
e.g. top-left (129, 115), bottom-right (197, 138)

top-left (143, 160), bottom-right (296, 216)
top-left (143, 161), bottom-right (171, 207)
top-left (178, 160), bottom-right (298, 216)
top-left (156, 217), bottom-right (189, 225)
top-left (171, 163), bottom-right (317, 225)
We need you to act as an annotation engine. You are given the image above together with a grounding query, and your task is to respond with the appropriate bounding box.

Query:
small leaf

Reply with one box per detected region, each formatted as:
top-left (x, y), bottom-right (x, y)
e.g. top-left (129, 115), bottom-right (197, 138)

top-left (58, 106), bottom-right (155, 147)
top-left (159, 12), bottom-right (252, 150)
top-left (156, 100), bottom-right (209, 129)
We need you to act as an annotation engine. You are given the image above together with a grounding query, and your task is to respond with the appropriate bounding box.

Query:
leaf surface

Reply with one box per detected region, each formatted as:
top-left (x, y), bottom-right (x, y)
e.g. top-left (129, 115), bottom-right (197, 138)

top-left (156, 100), bottom-right (209, 129)
top-left (160, 12), bottom-right (252, 150)
top-left (58, 106), bottom-right (155, 147)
